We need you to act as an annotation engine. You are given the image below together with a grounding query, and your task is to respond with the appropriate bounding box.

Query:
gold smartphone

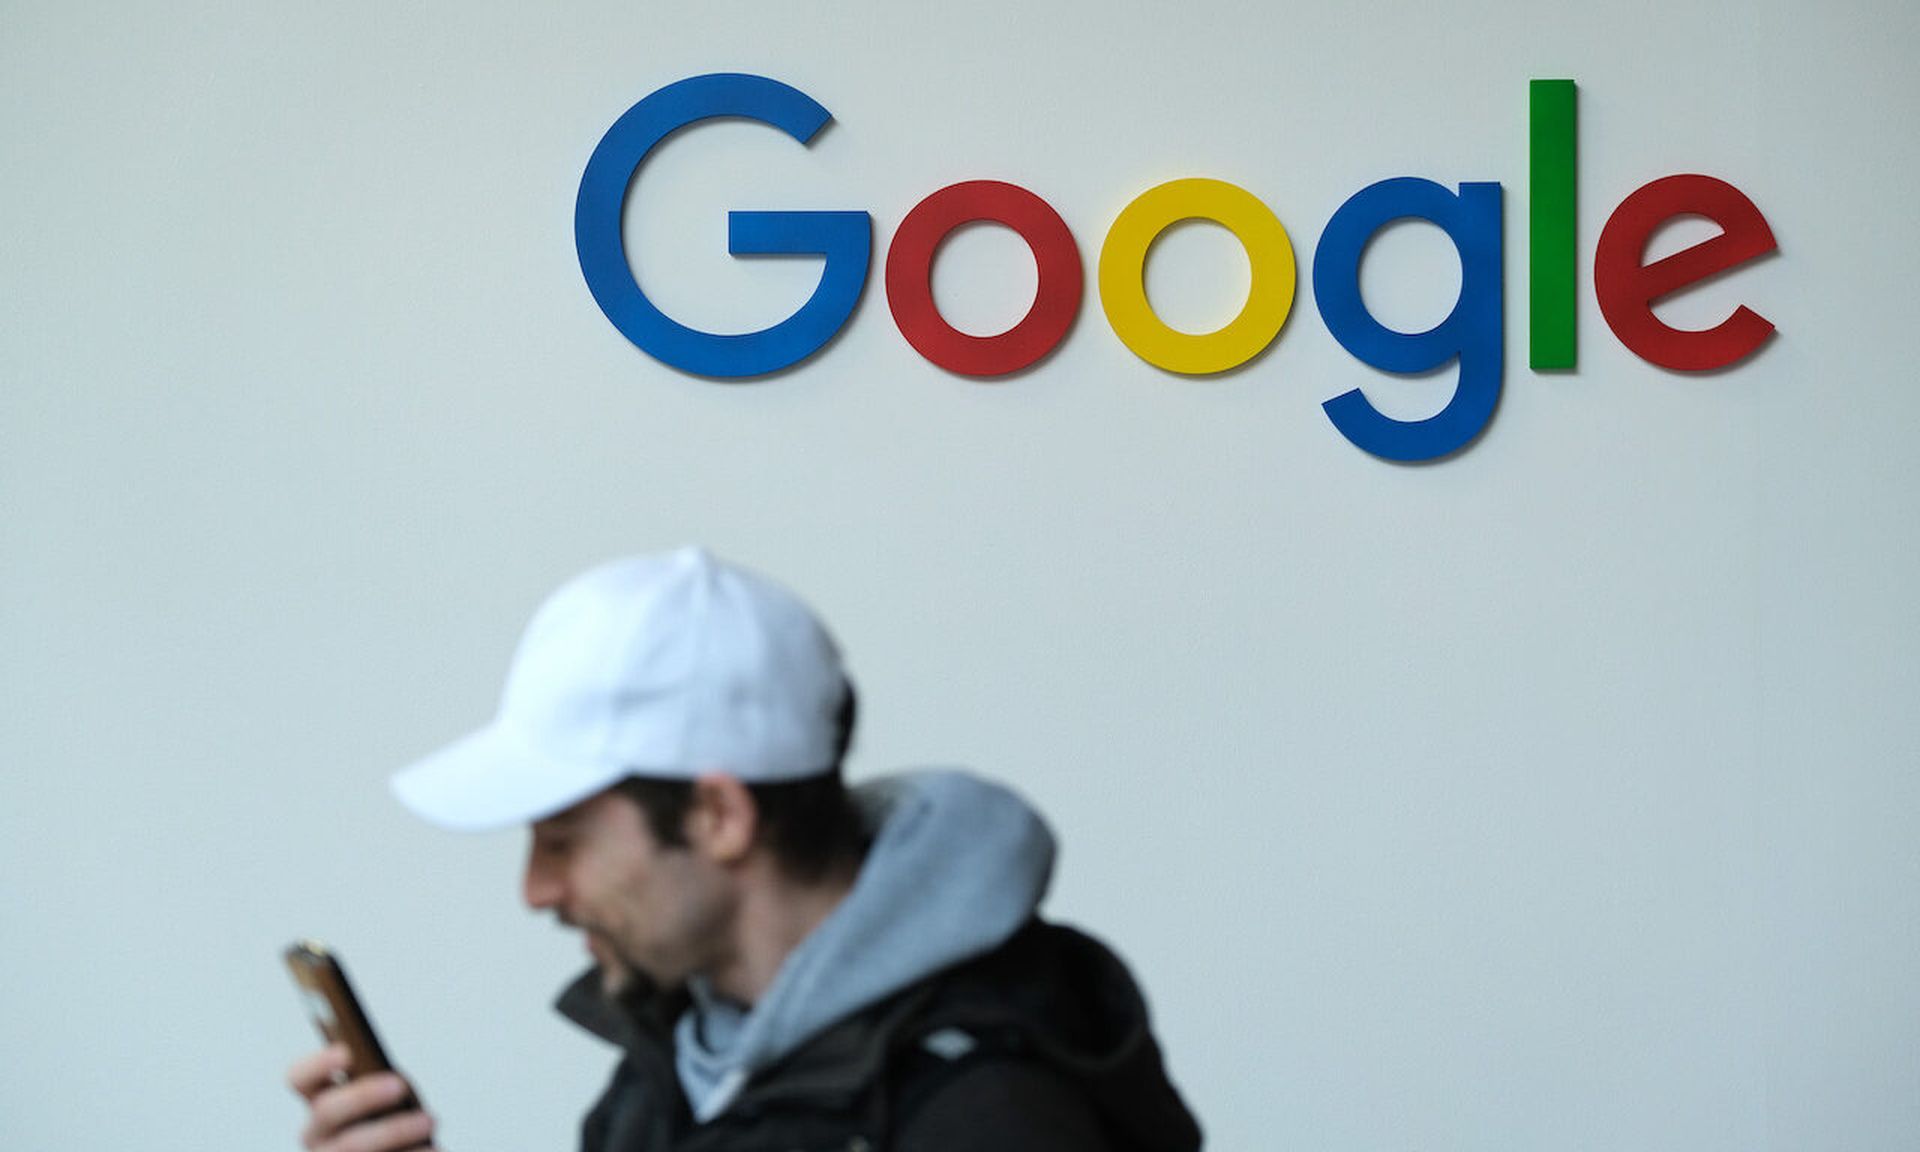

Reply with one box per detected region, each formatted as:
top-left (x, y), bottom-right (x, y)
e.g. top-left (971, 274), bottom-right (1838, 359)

top-left (284, 939), bottom-right (418, 1106)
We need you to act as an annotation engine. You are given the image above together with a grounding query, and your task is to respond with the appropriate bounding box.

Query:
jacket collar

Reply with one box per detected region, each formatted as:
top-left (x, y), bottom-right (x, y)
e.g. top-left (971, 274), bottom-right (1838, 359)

top-left (554, 967), bottom-right (687, 1051)
top-left (553, 963), bottom-right (934, 1115)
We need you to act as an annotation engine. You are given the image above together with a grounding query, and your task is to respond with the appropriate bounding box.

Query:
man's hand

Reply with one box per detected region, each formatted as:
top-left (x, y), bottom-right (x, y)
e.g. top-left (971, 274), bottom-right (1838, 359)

top-left (287, 1043), bottom-right (439, 1152)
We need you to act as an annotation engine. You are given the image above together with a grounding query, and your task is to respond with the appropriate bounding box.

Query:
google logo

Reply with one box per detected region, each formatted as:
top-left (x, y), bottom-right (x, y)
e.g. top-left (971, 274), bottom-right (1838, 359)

top-left (575, 74), bottom-right (1777, 462)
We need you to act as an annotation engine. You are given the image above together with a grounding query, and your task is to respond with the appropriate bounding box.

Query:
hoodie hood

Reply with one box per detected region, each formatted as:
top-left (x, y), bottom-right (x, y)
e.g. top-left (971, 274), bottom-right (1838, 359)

top-left (674, 768), bottom-right (1055, 1121)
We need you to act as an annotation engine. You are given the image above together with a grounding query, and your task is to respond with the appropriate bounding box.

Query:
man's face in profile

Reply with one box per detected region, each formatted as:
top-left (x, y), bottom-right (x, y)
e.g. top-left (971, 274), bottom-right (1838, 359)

top-left (522, 788), bottom-right (733, 997)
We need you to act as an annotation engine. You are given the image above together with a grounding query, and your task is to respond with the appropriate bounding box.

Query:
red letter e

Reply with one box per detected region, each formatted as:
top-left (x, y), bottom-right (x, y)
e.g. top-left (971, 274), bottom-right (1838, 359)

top-left (1595, 174), bottom-right (1777, 371)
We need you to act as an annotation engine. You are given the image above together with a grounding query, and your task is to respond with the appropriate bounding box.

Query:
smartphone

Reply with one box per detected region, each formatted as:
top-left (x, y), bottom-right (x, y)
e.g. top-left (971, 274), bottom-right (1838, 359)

top-left (284, 939), bottom-right (418, 1106)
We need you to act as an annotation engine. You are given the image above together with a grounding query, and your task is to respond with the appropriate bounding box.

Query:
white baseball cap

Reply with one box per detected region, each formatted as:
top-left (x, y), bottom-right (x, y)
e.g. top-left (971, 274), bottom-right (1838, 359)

top-left (390, 547), bottom-right (849, 831)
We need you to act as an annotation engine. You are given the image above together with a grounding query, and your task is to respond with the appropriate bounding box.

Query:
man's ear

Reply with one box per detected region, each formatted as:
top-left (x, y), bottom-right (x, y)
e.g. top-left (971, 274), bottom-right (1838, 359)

top-left (686, 773), bottom-right (757, 864)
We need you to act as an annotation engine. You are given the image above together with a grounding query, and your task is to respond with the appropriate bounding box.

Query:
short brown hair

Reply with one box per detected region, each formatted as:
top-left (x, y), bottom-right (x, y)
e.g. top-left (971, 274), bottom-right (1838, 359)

top-left (613, 682), bottom-right (865, 881)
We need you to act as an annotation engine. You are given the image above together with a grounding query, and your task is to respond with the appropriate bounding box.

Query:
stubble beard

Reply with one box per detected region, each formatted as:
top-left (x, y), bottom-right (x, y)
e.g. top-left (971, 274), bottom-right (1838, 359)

top-left (595, 940), bottom-right (637, 997)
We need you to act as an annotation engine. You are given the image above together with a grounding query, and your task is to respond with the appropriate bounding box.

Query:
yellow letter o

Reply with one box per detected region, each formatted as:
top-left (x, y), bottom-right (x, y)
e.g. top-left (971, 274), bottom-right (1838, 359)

top-left (1098, 178), bottom-right (1296, 374)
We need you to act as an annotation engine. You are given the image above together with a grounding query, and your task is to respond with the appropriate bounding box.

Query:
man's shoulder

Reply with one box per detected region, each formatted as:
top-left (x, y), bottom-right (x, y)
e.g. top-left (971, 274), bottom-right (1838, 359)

top-left (884, 920), bottom-right (1202, 1152)
top-left (908, 921), bottom-right (1143, 1051)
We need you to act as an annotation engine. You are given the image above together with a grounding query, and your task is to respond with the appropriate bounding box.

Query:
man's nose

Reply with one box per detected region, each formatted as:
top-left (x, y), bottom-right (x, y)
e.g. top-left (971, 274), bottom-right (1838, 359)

top-left (522, 855), bottom-right (563, 910)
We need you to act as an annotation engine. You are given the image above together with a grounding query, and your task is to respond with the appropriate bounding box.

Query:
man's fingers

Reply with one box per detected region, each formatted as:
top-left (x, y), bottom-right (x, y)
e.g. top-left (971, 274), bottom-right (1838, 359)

top-left (289, 1045), bottom-right (436, 1152)
top-left (316, 1106), bottom-right (435, 1152)
top-left (300, 1073), bottom-right (416, 1149)
top-left (287, 1044), bottom-right (352, 1100)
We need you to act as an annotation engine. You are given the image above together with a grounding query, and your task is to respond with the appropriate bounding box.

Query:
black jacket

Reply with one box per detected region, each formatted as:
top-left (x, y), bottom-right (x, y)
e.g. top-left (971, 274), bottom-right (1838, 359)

top-left (558, 921), bottom-right (1203, 1152)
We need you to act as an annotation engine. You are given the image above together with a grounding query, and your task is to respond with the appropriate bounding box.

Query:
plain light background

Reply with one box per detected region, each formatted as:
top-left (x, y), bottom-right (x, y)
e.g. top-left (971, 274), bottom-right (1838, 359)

top-left (3, 1), bottom-right (1915, 1149)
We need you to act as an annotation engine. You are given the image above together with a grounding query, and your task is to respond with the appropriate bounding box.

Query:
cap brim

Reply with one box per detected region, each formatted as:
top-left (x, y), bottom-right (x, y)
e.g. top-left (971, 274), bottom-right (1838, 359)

top-left (389, 723), bottom-right (628, 832)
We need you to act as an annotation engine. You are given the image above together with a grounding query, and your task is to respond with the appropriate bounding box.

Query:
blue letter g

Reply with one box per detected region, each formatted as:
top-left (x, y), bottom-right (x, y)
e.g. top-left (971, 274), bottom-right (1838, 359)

top-left (574, 73), bottom-right (871, 378)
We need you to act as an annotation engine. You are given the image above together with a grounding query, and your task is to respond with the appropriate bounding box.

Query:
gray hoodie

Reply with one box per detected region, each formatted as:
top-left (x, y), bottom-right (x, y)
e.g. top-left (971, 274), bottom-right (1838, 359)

top-left (672, 769), bottom-right (1056, 1121)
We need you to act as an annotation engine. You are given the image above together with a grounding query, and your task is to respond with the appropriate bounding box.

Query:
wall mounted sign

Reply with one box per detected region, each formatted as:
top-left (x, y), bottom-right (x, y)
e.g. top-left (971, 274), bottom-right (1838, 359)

top-left (575, 74), bottom-right (1777, 462)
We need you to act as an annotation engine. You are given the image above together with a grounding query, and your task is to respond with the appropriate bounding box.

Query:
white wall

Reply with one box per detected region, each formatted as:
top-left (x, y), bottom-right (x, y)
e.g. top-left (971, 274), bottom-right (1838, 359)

top-left (3, 1), bottom-right (1915, 1149)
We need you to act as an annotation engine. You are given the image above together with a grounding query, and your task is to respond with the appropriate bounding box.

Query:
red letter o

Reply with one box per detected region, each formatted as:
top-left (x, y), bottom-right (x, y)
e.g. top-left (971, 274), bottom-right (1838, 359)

top-left (885, 180), bottom-right (1082, 377)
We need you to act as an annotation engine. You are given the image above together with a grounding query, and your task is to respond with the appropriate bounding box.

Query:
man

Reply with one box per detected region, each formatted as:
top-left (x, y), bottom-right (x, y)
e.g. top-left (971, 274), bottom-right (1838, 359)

top-left (289, 547), bottom-right (1201, 1151)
